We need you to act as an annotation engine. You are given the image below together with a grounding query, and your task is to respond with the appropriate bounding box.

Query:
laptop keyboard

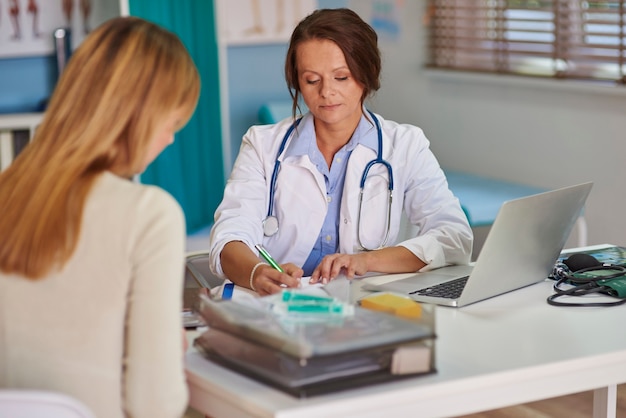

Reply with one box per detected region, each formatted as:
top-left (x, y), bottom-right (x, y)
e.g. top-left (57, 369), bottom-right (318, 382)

top-left (409, 276), bottom-right (469, 299)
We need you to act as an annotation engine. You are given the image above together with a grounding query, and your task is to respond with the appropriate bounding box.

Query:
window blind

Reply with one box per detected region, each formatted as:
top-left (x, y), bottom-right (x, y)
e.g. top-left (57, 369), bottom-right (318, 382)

top-left (426, 0), bottom-right (626, 84)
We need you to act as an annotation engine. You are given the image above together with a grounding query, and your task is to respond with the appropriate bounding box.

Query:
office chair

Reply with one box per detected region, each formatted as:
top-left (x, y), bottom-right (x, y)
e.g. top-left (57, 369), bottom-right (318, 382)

top-left (184, 251), bottom-right (226, 310)
top-left (0, 390), bottom-right (96, 418)
top-left (185, 251), bottom-right (224, 289)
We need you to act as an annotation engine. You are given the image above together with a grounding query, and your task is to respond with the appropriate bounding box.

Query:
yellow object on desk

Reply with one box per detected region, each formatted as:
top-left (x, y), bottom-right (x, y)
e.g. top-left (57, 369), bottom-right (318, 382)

top-left (360, 293), bottom-right (422, 319)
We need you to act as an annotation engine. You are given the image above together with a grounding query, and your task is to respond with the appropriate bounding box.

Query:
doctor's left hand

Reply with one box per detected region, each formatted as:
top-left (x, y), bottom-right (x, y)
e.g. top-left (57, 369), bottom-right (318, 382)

top-left (310, 253), bottom-right (369, 284)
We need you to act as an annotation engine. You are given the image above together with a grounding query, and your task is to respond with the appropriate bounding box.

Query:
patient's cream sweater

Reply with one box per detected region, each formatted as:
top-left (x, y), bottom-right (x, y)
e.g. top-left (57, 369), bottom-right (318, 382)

top-left (0, 172), bottom-right (188, 418)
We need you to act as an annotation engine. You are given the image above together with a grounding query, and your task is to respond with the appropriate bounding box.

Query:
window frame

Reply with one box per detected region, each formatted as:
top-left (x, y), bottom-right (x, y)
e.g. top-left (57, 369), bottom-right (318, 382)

top-left (426, 0), bottom-right (626, 86)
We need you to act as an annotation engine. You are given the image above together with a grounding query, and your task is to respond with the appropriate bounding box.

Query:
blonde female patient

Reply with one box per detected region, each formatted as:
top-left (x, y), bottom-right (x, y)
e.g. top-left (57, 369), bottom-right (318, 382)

top-left (0, 17), bottom-right (200, 418)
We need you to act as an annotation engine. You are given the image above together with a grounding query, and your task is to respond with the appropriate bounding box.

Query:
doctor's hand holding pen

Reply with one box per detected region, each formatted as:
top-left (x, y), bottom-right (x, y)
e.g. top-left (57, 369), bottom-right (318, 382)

top-left (208, 8), bottom-right (473, 295)
top-left (219, 241), bottom-right (303, 296)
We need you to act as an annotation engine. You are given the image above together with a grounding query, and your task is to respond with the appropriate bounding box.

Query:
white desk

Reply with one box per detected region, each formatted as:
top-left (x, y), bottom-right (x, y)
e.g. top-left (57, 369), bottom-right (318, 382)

top-left (185, 274), bottom-right (626, 418)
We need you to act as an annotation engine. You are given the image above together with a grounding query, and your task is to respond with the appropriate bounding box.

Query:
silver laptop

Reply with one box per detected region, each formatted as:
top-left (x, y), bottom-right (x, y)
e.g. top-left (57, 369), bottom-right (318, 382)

top-left (363, 182), bottom-right (593, 307)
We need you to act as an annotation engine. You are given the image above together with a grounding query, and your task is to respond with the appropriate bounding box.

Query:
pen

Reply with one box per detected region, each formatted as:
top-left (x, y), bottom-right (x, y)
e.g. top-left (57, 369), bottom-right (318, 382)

top-left (255, 244), bottom-right (284, 273)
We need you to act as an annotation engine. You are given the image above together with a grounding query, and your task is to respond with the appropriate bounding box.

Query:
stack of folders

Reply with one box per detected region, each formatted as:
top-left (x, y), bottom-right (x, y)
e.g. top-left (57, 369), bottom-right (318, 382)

top-left (194, 291), bottom-right (436, 397)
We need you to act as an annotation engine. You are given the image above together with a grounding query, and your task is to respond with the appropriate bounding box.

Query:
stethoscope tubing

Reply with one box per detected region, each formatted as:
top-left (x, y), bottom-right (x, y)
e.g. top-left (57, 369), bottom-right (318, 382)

top-left (266, 119), bottom-right (300, 219)
top-left (264, 109), bottom-right (393, 248)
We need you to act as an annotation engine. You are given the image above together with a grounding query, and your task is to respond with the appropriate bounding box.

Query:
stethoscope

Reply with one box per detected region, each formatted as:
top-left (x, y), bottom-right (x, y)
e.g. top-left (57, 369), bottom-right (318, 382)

top-left (263, 109), bottom-right (394, 251)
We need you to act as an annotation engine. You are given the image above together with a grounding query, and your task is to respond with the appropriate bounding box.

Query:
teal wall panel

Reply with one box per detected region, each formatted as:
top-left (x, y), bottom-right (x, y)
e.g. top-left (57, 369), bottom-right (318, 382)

top-left (129, 0), bottom-right (224, 233)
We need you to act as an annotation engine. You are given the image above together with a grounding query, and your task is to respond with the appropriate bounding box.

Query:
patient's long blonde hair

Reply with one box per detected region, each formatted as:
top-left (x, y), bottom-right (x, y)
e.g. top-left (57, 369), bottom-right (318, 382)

top-left (0, 17), bottom-right (200, 279)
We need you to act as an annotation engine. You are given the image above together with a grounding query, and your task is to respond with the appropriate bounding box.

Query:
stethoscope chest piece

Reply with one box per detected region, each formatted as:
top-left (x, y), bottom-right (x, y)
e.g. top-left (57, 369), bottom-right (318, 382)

top-left (263, 215), bottom-right (279, 237)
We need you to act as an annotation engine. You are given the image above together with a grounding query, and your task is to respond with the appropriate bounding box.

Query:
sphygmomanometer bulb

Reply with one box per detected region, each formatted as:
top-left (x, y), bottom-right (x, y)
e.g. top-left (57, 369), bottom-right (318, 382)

top-left (563, 253), bottom-right (601, 272)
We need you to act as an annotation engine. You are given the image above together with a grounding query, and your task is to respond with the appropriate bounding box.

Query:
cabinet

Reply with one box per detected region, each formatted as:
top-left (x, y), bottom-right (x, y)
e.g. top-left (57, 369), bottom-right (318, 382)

top-left (0, 113), bottom-right (44, 171)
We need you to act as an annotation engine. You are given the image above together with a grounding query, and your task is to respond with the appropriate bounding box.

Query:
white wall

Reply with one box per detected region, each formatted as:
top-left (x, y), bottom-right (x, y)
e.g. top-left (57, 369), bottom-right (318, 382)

top-left (354, 1), bottom-right (626, 247)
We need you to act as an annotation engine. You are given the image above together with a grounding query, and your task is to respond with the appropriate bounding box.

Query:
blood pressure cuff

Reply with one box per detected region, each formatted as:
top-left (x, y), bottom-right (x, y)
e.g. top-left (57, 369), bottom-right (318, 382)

top-left (571, 269), bottom-right (626, 298)
top-left (599, 277), bottom-right (626, 298)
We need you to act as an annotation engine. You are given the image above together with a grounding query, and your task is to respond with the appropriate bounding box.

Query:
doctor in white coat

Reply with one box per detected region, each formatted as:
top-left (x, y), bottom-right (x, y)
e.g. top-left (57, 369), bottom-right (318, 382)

top-left (209, 8), bottom-right (472, 295)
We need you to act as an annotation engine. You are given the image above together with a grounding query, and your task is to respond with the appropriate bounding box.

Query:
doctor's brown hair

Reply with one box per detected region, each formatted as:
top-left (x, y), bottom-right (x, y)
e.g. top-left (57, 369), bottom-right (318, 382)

top-left (284, 8), bottom-right (381, 118)
top-left (0, 17), bottom-right (200, 279)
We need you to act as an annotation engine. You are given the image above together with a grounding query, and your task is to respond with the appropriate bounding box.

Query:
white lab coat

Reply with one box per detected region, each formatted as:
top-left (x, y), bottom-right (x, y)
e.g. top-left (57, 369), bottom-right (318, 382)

top-left (209, 112), bottom-right (472, 278)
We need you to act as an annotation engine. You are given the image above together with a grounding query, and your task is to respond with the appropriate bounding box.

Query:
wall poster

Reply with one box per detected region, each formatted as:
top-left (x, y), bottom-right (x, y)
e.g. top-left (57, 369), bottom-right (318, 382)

top-left (218, 0), bottom-right (316, 46)
top-left (0, 0), bottom-right (119, 58)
